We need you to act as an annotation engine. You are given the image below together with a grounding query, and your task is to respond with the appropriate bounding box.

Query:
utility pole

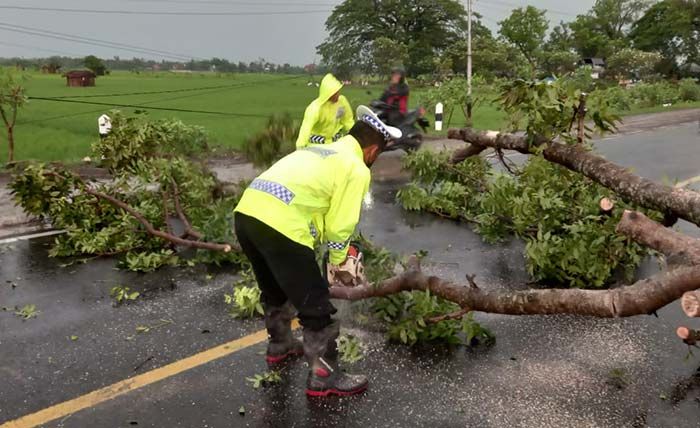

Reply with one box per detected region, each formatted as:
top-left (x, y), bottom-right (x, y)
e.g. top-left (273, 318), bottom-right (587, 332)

top-left (467, 0), bottom-right (472, 97)
top-left (466, 0), bottom-right (473, 126)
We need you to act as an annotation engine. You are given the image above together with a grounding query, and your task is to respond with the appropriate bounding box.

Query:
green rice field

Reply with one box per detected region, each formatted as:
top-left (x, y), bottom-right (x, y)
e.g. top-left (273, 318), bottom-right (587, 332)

top-left (2, 71), bottom-right (507, 163)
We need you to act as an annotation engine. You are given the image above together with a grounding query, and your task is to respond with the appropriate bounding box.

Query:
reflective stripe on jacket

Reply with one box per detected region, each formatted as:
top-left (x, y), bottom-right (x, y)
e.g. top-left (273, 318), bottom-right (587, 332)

top-left (235, 136), bottom-right (370, 265)
top-left (296, 73), bottom-right (354, 149)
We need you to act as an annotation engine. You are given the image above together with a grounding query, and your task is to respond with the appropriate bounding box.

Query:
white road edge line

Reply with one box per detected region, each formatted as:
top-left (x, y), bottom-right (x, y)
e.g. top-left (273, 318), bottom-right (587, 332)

top-left (0, 230), bottom-right (66, 245)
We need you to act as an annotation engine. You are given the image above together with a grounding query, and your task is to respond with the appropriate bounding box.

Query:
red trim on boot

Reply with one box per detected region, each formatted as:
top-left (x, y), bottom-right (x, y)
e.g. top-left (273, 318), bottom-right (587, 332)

top-left (265, 349), bottom-right (303, 364)
top-left (314, 367), bottom-right (330, 378)
top-left (305, 384), bottom-right (368, 397)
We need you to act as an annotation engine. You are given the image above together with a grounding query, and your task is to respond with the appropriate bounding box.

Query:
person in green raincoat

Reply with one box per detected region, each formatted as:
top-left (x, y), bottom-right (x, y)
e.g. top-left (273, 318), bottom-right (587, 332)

top-left (296, 73), bottom-right (354, 149)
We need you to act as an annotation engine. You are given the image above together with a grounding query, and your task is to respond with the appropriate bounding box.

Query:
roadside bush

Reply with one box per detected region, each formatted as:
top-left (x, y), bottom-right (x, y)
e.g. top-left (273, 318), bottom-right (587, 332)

top-left (679, 78), bottom-right (700, 102)
top-left (590, 86), bottom-right (633, 112)
top-left (629, 81), bottom-right (680, 107)
top-left (419, 77), bottom-right (492, 127)
top-left (92, 111), bottom-right (208, 172)
top-left (244, 113), bottom-right (298, 168)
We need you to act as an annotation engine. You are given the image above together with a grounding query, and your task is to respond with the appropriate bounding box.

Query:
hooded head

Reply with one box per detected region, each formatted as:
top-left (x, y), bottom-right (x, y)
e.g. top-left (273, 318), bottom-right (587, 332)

top-left (318, 73), bottom-right (343, 104)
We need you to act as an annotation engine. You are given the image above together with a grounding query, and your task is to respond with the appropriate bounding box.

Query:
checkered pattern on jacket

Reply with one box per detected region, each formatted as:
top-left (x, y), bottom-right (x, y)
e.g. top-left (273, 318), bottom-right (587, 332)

top-left (248, 179), bottom-right (295, 205)
top-left (327, 240), bottom-right (348, 251)
top-left (309, 134), bottom-right (326, 144)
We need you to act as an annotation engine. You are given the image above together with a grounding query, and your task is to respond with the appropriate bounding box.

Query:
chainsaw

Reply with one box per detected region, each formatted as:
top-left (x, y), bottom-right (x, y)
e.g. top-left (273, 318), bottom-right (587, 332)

top-left (322, 243), bottom-right (367, 287)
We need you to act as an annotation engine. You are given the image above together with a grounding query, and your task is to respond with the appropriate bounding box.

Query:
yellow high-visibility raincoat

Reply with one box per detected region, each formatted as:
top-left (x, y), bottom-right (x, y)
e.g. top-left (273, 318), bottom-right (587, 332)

top-left (296, 74), bottom-right (354, 149)
top-left (234, 136), bottom-right (369, 265)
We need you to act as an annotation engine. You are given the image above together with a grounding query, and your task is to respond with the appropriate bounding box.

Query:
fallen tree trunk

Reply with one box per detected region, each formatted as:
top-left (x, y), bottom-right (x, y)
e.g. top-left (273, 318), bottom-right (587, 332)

top-left (681, 291), bottom-right (700, 317)
top-left (331, 256), bottom-right (700, 317)
top-left (330, 211), bottom-right (700, 317)
top-left (448, 128), bottom-right (700, 227)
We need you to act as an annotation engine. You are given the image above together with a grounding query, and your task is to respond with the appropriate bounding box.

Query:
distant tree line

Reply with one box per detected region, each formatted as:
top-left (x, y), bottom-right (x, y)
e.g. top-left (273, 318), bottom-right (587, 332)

top-left (0, 55), bottom-right (313, 75)
top-left (319, 0), bottom-right (700, 80)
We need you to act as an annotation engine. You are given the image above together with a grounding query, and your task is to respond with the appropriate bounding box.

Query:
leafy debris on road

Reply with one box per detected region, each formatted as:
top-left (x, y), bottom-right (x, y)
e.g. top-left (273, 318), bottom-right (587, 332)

top-left (338, 334), bottom-right (364, 364)
top-left (246, 371), bottom-right (281, 389)
top-left (110, 285), bottom-right (140, 305)
top-left (14, 304), bottom-right (39, 320)
top-left (126, 319), bottom-right (174, 340)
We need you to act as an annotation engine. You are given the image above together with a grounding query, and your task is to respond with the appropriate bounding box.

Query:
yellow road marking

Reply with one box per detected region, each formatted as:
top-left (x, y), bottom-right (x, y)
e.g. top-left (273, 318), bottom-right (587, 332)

top-left (676, 174), bottom-right (700, 189)
top-left (1, 321), bottom-right (299, 428)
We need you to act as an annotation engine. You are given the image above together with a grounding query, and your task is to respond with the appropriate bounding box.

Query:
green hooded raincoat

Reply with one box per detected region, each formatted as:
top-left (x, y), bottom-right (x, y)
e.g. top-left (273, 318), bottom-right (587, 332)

top-left (296, 74), bottom-right (354, 149)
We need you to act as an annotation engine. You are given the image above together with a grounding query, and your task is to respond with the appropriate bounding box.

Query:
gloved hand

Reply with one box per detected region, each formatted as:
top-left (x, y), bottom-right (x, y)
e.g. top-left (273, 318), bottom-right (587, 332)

top-left (327, 245), bottom-right (366, 287)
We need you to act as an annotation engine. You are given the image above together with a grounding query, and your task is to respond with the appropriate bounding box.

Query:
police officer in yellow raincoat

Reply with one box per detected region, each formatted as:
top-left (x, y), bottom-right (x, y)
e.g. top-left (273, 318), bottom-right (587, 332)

top-left (234, 106), bottom-right (401, 397)
top-left (296, 73), bottom-right (354, 149)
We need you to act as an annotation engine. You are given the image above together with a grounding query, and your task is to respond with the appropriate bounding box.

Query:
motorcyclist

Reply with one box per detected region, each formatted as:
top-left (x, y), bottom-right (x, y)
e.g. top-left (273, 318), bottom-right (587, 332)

top-left (379, 67), bottom-right (409, 125)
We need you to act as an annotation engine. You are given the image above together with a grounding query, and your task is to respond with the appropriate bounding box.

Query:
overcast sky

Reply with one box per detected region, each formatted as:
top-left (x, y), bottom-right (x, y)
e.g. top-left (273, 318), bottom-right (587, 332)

top-left (0, 0), bottom-right (596, 64)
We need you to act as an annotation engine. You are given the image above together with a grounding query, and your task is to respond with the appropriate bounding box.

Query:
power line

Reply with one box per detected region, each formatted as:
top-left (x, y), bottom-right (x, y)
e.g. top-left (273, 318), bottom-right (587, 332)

top-left (0, 41), bottom-right (83, 57)
top-left (28, 96), bottom-right (272, 118)
top-left (0, 22), bottom-right (198, 61)
top-left (0, 5), bottom-right (331, 16)
top-left (476, 0), bottom-right (579, 19)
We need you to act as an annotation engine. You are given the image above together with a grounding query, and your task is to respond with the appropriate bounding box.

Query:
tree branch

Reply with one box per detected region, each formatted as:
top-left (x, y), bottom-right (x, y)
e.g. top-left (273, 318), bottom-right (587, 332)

top-left (448, 128), bottom-right (700, 227)
top-left (330, 211), bottom-right (700, 317)
top-left (161, 190), bottom-right (173, 238)
top-left (83, 188), bottom-right (232, 253)
top-left (616, 210), bottom-right (700, 263)
top-left (330, 255), bottom-right (700, 318)
top-left (169, 178), bottom-right (204, 240)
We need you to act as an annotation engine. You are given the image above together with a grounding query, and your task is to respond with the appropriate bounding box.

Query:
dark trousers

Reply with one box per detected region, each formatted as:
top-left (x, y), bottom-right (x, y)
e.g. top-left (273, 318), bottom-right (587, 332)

top-left (234, 212), bottom-right (336, 331)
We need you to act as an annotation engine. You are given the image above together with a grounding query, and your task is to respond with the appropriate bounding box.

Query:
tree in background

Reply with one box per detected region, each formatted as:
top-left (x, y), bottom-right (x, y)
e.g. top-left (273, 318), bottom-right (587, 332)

top-left (606, 48), bottom-right (662, 80)
top-left (43, 56), bottom-right (62, 74)
top-left (540, 50), bottom-right (579, 77)
top-left (438, 16), bottom-right (515, 79)
top-left (371, 37), bottom-right (409, 78)
top-left (540, 21), bottom-right (579, 77)
top-left (569, 0), bottom-right (651, 58)
top-left (545, 22), bottom-right (575, 52)
top-left (318, 0), bottom-right (468, 77)
top-left (630, 0), bottom-right (700, 77)
top-left (0, 67), bottom-right (27, 163)
top-left (84, 55), bottom-right (107, 76)
top-left (498, 6), bottom-right (548, 77)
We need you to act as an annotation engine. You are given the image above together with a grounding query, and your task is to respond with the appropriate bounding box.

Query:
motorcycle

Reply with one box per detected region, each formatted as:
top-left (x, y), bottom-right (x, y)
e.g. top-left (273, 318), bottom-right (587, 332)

top-left (370, 100), bottom-right (429, 152)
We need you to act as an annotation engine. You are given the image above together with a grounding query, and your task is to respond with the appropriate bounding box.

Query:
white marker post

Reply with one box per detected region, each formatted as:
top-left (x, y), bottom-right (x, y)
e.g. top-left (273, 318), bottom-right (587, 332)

top-left (435, 102), bottom-right (443, 131)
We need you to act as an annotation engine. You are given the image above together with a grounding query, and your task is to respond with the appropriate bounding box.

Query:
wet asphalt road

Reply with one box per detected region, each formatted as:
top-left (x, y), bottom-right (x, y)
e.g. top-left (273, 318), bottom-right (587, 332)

top-left (1, 121), bottom-right (700, 427)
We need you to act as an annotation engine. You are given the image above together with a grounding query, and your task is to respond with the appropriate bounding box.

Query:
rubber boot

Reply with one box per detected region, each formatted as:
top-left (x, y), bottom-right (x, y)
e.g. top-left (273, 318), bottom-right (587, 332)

top-left (304, 321), bottom-right (368, 397)
top-left (264, 301), bottom-right (303, 365)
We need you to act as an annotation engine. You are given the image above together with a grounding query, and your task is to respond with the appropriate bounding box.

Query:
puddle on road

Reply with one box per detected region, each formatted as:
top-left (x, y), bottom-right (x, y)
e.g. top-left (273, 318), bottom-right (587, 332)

top-left (2, 179), bottom-right (700, 427)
